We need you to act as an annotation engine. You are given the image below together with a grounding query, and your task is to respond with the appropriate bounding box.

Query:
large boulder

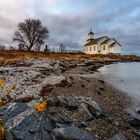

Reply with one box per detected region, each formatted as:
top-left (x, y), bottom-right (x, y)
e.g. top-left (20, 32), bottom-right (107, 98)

top-left (52, 126), bottom-right (96, 140)
top-left (0, 103), bottom-right (55, 140)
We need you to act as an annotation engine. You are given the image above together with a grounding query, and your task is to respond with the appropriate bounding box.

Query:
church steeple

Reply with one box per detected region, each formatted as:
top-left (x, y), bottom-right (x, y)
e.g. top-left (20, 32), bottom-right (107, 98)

top-left (87, 28), bottom-right (94, 41)
top-left (88, 28), bottom-right (94, 35)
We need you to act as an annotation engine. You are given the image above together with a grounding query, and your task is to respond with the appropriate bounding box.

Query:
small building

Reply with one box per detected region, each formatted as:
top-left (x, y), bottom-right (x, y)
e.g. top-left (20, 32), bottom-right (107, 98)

top-left (84, 30), bottom-right (121, 54)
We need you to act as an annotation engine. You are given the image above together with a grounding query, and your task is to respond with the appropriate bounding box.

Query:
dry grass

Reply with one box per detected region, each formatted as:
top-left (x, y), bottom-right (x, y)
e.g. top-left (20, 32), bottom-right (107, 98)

top-left (0, 50), bottom-right (139, 65)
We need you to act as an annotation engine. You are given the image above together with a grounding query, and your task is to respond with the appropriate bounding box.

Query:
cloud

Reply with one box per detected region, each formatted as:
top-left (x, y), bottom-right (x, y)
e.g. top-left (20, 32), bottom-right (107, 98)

top-left (0, 0), bottom-right (140, 52)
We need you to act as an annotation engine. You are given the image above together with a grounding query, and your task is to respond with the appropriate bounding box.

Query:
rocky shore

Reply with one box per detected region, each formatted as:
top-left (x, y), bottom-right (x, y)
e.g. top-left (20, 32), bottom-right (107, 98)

top-left (0, 58), bottom-right (140, 140)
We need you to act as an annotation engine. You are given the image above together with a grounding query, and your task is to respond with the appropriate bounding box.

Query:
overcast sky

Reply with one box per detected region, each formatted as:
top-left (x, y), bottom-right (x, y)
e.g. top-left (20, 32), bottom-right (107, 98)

top-left (0, 0), bottom-right (140, 52)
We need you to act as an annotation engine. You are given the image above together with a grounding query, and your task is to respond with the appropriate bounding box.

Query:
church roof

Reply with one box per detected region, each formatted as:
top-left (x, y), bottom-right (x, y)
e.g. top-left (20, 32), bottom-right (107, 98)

top-left (100, 38), bottom-right (110, 44)
top-left (84, 36), bottom-right (105, 46)
top-left (110, 42), bottom-right (117, 47)
top-left (101, 38), bottom-right (121, 47)
top-left (88, 31), bottom-right (94, 35)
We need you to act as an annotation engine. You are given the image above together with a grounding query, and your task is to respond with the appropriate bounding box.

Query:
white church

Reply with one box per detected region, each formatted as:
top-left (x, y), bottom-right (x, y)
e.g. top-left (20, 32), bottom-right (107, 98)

top-left (84, 30), bottom-right (121, 54)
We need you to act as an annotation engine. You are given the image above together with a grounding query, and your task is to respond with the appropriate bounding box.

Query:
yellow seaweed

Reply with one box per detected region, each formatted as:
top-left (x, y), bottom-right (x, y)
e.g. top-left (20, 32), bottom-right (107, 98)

top-left (34, 101), bottom-right (48, 113)
top-left (0, 124), bottom-right (4, 140)
top-left (0, 99), bottom-right (4, 108)
top-left (0, 79), bottom-right (6, 90)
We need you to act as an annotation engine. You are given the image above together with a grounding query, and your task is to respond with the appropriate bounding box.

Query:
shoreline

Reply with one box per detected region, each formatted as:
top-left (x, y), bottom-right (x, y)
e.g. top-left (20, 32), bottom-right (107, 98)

top-left (0, 57), bottom-right (140, 139)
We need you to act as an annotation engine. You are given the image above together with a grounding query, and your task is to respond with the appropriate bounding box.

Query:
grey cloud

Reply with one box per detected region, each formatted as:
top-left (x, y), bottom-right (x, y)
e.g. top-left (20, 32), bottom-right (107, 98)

top-left (0, 0), bottom-right (140, 52)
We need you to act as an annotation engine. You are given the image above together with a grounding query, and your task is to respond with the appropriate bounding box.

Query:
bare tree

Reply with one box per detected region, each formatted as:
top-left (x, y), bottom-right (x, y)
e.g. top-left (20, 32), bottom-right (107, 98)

top-left (13, 19), bottom-right (49, 51)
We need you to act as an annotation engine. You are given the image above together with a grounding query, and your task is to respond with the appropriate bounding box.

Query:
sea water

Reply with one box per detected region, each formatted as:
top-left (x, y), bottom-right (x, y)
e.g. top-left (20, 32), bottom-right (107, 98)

top-left (97, 62), bottom-right (140, 108)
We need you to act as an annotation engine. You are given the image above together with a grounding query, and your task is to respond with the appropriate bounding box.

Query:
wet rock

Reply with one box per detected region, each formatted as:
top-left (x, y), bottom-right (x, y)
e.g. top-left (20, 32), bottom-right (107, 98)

top-left (57, 96), bottom-right (78, 110)
top-left (79, 103), bottom-right (93, 121)
top-left (52, 126), bottom-right (96, 140)
top-left (109, 132), bottom-right (127, 140)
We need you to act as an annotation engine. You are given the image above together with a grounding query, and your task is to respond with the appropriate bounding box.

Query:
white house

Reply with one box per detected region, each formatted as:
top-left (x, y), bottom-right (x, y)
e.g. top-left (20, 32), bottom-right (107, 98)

top-left (84, 30), bottom-right (121, 54)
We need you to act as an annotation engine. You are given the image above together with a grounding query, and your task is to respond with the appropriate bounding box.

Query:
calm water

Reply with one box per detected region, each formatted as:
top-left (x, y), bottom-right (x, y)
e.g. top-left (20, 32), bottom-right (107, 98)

top-left (96, 62), bottom-right (140, 107)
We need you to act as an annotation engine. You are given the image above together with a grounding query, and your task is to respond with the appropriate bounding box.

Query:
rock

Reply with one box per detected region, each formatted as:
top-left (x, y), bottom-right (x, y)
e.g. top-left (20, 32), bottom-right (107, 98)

top-left (79, 121), bottom-right (90, 129)
top-left (85, 61), bottom-right (95, 66)
top-left (114, 121), bottom-right (120, 127)
top-left (0, 103), bottom-right (55, 140)
top-left (52, 126), bottom-right (96, 140)
top-left (55, 79), bottom-right (72, 88)
top-left (57, 96), bottom-right (78, 110)
top-left (48, 111), bottom-right (73, 125)
top-left (56, 123), bottom-right (70, 128)
top-left (48, 98), bottom-right (59, 106)
top-left (109, 132), bottom-right (127, 140)
top-left (84, 100), bottom-right (104, 118)
top-left (67, 63), bottom-right (77, 68)
top-left (128, 117), bottom-right (140, 135)
top-left (98, 80), bottom-right (105, 84)
top-left (4, 129), bottom-right (13, 140)
top-left (79, 103), bottom-right (93, 121)
top-left (0, 103), bottom-right (29, 122)
top-left (129, 117), bottom-right (140, 127)
top-left (87, 66), bottom-right (98, 72)
top-left (127, 110), bottom-right (140, 135)
top-left (137, 110), bottom-right (140, 115)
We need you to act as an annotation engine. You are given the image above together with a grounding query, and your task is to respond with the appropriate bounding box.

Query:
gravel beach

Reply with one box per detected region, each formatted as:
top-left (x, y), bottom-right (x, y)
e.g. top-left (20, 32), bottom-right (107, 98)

top-left (0, 56), bottom-right (139, 140)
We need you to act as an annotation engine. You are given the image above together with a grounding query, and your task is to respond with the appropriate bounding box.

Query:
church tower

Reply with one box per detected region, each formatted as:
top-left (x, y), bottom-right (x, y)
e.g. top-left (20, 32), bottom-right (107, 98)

top-left (87, 29), bottom-right (94, 42)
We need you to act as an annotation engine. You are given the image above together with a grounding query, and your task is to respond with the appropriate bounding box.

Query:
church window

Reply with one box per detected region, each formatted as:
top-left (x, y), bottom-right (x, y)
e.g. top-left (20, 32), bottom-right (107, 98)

top-left (103, 46), bottom-right (105, 50)
top-left (94, 46), bottom-right (96, 51)
top-left (89, 46), bottom-right (92, 51)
